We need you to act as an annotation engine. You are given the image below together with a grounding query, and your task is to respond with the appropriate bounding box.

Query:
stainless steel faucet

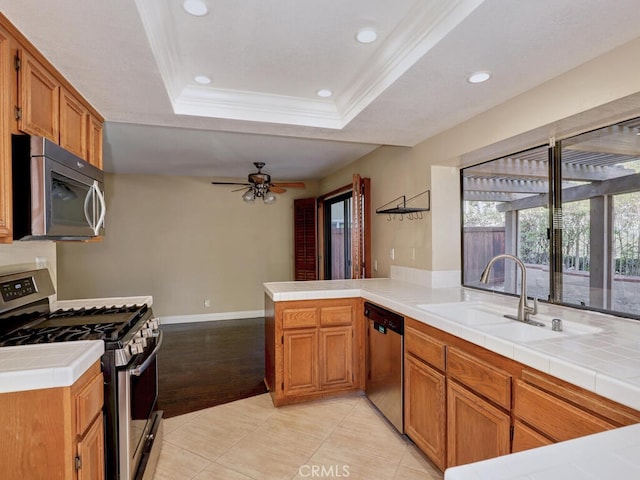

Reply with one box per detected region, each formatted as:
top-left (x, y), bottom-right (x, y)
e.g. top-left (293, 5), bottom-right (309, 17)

top-left (479, 253), bottom-right (543, 327)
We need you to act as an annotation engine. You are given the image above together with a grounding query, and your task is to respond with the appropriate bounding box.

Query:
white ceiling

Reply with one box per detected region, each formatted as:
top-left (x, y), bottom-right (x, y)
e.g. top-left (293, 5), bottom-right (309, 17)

top-left (2, 0), bottom-right (640, 181)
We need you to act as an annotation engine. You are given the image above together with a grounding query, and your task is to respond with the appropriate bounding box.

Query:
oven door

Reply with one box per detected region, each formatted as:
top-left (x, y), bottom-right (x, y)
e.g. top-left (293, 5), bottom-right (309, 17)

top-left (118, 331), bottom-right (163, 480)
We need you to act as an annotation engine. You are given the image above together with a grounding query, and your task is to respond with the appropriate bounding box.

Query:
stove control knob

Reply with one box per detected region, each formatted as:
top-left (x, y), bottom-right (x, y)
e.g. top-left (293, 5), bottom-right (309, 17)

top-left (142, 327), bottom-right (154, 338)
top-left (137, 337), bottom-right (147, 348)
top-left (134, 330), bottom-right (143, 340)
top-left (149, 318), bottom-right (160, 329)
top-left (130, 343), bottom-right (141, 355)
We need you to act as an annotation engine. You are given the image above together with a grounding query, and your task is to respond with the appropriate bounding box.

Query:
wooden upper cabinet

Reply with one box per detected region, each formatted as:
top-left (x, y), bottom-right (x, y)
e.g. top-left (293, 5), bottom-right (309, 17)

top-left (0, 25), bottom-right (12, 241)
top-left (60, 86), bottom-right (88, 159)
top-left (17, 48), bottom-right (60, 142)
top-left (86, 113), bottom-right (103, 169)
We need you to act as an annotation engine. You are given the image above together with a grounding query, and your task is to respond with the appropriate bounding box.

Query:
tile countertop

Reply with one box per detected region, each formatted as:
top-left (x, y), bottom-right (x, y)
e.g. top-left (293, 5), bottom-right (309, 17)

top-left (444, 422), bottom-right (640, 480)
top-left (0, 341), bottom-right (104, 393)
top-left (266, 278), bottom-right (640, 479)
top-left (264, 278), bottom-right (640, 411)
top-left (0, 296), bottom-right (152, 394)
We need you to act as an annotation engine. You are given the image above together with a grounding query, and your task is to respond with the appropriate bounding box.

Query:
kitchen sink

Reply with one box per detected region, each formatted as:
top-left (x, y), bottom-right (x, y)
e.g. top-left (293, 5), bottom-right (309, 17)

top-left (416, 301), bottom-right (516, 326)
top-left (416, 301), bottom-right (602, 342)
top-left (475, 315), bottom-right (602, 342)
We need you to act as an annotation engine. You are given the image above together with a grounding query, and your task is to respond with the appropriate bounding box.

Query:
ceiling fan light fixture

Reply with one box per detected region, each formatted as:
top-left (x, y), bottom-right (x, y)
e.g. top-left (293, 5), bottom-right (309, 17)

top-left (183, 0), bottom-right (208, 16)
top-left (242, 189), bottom-right (256, 203)
top-left (263, 190), bottom-right (277, 204)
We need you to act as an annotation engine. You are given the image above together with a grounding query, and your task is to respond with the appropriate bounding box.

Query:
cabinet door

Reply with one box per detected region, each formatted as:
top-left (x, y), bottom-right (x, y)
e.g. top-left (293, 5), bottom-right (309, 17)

top-left (283, 329), bottom-right (318, 395)
top-left (319, 325), bottom-right (353, 389)
top-left (86, 113), bottom-right (103, 169)
top-left (404, 354), bottom-right (446, 470)
top-left (18, 49), bottom-right (60, 141)
top-left (76, 415), bottom-right (105, 480)
top-left (447, 381), bottom-right (510, 467)
top-left (0, 25), bottom-right (12, 240)
top-left (60, 87), bottom-right (87, 159)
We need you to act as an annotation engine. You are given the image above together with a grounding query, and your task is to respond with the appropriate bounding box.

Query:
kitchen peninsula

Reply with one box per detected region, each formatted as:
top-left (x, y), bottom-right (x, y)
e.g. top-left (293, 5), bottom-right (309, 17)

top-left (264, 276), bottom-right (640, 478)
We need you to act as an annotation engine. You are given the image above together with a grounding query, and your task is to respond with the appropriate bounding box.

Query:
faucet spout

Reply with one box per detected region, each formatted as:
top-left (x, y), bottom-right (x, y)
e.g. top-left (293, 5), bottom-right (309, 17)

top-left (480, 254), bottom-right (540, 325)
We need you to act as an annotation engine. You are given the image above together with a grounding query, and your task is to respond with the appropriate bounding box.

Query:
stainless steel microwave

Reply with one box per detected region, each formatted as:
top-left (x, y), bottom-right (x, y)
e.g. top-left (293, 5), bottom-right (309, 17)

top-left (12, 135), bottom-right (106, 240)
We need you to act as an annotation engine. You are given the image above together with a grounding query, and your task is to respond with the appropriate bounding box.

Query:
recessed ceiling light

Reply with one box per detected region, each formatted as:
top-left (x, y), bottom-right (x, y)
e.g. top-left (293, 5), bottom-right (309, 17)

top-left (194, 75), bottom-right (212, 85)
top-left (468, 71), bottom-right (491, 84)
top-left (183, 0), bottom-right (208, 16)
top-left (317, 89), bottom-right (332, 98)
top-left (356, 28), bottom-right (378, 44)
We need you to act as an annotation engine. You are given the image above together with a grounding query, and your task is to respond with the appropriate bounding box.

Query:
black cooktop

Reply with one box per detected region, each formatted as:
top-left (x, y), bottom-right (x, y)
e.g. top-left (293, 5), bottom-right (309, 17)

top-left (0, 304), bottom-right (148, 346)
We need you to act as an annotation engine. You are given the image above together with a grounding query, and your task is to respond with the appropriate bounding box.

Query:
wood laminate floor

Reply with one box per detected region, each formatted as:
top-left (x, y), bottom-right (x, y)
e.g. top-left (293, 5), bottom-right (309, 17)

top-left (157, 318), bottom-right (268, 418)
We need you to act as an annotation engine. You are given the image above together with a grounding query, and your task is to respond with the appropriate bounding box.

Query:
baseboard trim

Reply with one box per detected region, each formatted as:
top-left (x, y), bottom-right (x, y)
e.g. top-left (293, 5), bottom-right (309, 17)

top-left (161, 309), bottom-right (265, 325)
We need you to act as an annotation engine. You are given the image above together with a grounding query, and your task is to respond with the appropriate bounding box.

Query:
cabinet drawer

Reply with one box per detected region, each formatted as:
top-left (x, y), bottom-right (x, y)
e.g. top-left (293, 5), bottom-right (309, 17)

top-left (282, 308), bottom-right (318, 329)
top-left (514, 379), bottom-right (615, 442)
top-left (512, 419), bottom-right (553, 453)
top-left (405, 326), bottom-right (446, 371)
top-left (320, 305), bottom-right (353, 326)
top-left (76, 372), bottom-right (104, 435)
top-left (447, 347), bottom-right (511, 410)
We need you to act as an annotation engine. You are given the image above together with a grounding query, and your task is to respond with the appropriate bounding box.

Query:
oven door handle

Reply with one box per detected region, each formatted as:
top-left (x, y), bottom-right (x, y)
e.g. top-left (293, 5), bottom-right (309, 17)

top-left (131, 330), bottom-right (163, 376)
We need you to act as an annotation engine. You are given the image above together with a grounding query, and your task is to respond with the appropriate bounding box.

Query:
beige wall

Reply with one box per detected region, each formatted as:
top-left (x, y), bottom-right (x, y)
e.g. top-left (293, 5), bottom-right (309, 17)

top-left (0, 241), bottom-right (57, 285)
top-left (53, 34), bottom-right (640, 315)
top-left (56, 173), bottom-right (317, 317)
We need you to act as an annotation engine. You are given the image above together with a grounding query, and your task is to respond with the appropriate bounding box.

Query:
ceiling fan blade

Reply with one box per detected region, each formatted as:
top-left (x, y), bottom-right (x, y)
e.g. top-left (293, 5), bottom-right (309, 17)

top-left (211, 181), bottom-right (251, 186)
top-left (271, 182), bottom-right (305, 188)
top-left (231, 186), bottom-right (251, 192)
top-left (270, 186), bottom-right (287, 194)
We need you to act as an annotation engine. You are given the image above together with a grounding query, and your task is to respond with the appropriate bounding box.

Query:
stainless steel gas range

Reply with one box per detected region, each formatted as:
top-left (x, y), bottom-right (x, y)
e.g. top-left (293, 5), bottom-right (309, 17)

top-left (0, 268), bottom-right (163, 480)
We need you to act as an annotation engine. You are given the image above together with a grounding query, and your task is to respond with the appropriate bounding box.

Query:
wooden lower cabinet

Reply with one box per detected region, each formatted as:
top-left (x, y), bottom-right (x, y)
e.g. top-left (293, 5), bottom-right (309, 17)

top-left (512, 420), bottom-right (553, 453)
top-left (266, 297), bottom-right (363, 406)
top-left (320, 325), bottom-right (353, 389)
top-left (0, 361), bottom-right (104, 479)
top-left (283, 328), bottom-right (318, 395)
top-left (514, 377), bottom-right (617, 443)
top-left (404, 353), bottom-right (446, 470)
top-left (447, 380), bottom-right (511, 467)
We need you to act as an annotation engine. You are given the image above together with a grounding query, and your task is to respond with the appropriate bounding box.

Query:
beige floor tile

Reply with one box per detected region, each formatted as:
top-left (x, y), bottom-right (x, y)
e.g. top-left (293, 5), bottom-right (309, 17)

top-left (164, 406), bottom-right (262, 461)
top-left (218, 392), bottom-right (278, 424)
top-left (394, 465), bottom-right (443, 480)
top-left (163, 409), bottom-right (205, 435)
top-left (401, 444), bottom-right (443, 478)
top-left (264, 396), bottom-right (358, 440)
top-left (192, 462), bottom-right (255, 480)
top-left (215, 423), bottom-right (324, 480)
top-left (290, 441), bottom-right (400, 480)
top-left (153, 441), bottom-right (210, 480)
top-left (325, 401), bottom-right (409, 463)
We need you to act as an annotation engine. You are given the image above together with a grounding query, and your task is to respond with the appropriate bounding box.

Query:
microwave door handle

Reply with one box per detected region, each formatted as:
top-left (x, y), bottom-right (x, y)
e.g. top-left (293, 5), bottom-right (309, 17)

top-left (83, 186), bottom-right (95, 230)
top-left (93, 181), bottom-right (106, 235)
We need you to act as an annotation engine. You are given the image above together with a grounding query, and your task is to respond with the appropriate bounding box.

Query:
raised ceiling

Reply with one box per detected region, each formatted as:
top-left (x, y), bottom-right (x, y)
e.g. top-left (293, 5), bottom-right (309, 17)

top-left (2, 0), bottom-right (640, 181)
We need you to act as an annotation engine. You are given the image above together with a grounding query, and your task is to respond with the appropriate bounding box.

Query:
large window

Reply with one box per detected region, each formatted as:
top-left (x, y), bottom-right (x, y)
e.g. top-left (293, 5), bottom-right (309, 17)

top-left (462, 117), bottom-right (640, 320)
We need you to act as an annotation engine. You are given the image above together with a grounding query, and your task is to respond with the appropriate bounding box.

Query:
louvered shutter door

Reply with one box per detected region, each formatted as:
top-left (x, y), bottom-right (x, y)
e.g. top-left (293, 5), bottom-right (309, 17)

top-left (294, 197), bottom-right (318, 280)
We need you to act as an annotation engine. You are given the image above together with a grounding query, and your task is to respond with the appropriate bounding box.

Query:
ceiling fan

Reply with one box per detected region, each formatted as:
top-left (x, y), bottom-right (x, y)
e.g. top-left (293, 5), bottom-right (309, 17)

top-left (211, 162), bottom-right (305, 203)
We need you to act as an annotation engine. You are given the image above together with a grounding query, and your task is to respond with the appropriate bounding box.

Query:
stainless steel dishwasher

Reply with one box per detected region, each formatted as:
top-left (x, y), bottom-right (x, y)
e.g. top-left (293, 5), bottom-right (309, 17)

top-left (365, 302), bottom-right (404, 433)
